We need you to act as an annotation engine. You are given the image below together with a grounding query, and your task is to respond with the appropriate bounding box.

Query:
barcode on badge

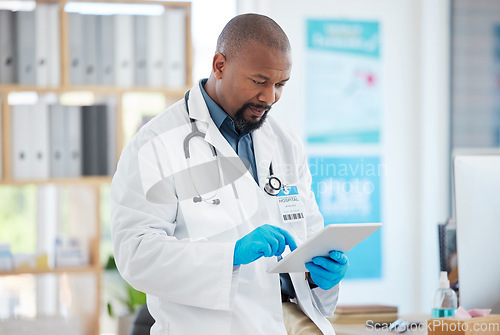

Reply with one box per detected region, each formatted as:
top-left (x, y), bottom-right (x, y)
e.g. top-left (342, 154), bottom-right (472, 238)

top-left (282, 213), bottom-right (304, 221)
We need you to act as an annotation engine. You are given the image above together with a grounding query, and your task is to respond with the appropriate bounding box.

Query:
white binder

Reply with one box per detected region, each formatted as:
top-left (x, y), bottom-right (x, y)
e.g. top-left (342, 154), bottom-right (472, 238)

top-left (31, 97), bottom-right (50, 179)
top-left (0, 96), bottom-right (2, 179)
top-left (11, 105), bottom-right (34, 180)
top-left (134, 15), bottom-right (148, 86)
top-left (35, 4), bottom-right (50, 86)
top-left (16, 10), bottom-right (37, 85)
top-left (82, 14), bottom-right (98, 85)
top-left (68, 13), bottom-right (84, 85)
top-left (164, 8), bottom-right (187, 89)
top-left (147, 14), bottom-right (165, 87)
top-left (46, 4), bottom-right (61, 86)
top-left (115, 15), bottom-right (134, 87)
top-left (97, 15), bottom-right (115, 86)
top-left (48, 104), bottom-right (65, 177)
top-left (66, 105), bottom-right (82, 177)
top-left (0, 10), bottom-right (16, 84)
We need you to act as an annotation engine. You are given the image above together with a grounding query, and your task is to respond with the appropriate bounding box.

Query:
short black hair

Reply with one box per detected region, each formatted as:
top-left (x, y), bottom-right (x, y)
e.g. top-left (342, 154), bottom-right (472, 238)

top-left (216, 13), bottom-right (291, 59)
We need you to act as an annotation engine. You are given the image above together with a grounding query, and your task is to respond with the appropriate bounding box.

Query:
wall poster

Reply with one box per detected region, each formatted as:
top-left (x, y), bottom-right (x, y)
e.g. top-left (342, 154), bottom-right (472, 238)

top-left (306, 20), bottom-right (382, 144)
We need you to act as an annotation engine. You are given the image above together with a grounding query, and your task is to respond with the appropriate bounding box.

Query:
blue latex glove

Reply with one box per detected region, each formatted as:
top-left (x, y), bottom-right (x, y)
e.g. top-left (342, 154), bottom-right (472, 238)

top-left (233, 224), bottom-right (297, 266)
top-left (305, 250), bottom-right (349, 290)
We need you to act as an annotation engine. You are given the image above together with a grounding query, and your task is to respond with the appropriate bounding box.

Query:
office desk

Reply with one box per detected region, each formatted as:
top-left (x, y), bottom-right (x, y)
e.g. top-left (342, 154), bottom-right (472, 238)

top-left (283, 302), bottom-right (429, 335)
top-left (332, 314), bottom-right (429, 335)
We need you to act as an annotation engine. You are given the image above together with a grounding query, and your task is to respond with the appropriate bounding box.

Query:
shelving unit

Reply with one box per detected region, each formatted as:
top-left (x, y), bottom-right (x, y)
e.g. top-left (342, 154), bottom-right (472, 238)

top-left (0, 1), bottom-right (192, 334)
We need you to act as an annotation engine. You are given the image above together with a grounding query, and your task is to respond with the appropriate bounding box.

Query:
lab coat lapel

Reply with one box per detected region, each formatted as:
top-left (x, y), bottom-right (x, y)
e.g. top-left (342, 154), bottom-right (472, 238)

top-left (186, 82), bottom-right (237, 159)
top-left (252, 121), bottom-right (277, 188)
top-left (204, 122), bottom-right (238, 159)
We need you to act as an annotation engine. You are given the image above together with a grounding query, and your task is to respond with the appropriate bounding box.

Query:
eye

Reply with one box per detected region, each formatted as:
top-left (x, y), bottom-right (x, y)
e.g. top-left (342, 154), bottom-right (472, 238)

top-left (275, 82), bottom-right (285, 88)
top-left (251, 79), bottom-right (266, 85)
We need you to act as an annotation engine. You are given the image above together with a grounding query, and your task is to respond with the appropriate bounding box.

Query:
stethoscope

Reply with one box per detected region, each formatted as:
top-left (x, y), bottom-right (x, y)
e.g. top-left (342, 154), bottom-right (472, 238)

top-left (183, 90), bottom-right (282, 205)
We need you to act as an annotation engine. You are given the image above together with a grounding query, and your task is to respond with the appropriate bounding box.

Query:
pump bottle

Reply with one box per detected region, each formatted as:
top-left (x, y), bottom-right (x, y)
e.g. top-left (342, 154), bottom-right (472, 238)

top-left (432, 271), bottom-right (458, 318)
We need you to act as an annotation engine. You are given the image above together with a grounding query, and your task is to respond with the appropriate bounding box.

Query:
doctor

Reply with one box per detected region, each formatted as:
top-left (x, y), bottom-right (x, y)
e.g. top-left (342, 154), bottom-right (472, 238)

top-left (111, 13), bottom-right (348, 335)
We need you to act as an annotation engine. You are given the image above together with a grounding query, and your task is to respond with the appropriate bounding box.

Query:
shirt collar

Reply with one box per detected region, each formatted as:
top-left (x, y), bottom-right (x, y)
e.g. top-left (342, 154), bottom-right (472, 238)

top-left (199, 79), bottom-right (233, 130)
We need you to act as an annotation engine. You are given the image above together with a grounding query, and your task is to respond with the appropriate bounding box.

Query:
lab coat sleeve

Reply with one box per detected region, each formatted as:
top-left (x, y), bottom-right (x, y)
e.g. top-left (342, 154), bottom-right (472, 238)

top-left (295, 137), bottom-right (340, 317)
top-left (110, 128), bottom-right (238, 311)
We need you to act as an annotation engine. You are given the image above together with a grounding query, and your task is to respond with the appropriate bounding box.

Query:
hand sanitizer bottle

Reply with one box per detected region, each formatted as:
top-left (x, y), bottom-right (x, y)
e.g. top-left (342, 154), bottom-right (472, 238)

top-left (432, 271), bottom-right (458, 318)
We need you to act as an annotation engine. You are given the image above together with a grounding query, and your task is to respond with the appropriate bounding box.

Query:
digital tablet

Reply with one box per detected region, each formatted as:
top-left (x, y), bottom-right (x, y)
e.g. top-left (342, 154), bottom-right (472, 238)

top-left (267, 223), bottom-right (382, 273)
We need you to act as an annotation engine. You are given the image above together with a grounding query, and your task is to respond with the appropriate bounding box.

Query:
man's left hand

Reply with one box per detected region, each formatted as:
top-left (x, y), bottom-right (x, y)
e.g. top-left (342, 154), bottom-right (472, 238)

top-left (305, 250), bottom-right (349, 290)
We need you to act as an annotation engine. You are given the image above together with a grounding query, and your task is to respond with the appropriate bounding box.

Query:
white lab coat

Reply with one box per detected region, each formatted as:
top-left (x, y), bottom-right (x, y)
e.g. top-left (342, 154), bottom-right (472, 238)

top-left (110, 81), bottom-right (339, 335)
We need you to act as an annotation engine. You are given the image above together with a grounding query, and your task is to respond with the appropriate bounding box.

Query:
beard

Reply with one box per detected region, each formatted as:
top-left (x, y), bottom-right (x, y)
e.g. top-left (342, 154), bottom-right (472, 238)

top-left (233, 103), bottom-right (271, 134)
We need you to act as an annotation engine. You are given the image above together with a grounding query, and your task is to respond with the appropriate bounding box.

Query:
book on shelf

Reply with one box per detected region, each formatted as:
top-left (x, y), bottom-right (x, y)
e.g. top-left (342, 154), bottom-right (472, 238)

top-left (114, 14), bottom-right (134, 87)
top-left (69, 11), bottom-right (187, 88)
top-left (81, 104), bottom-right (109, 176)
top-left (82, 14), bottom-right (98, 86)
top-left (96, 15), bottom-right (115, 86)
top-left (0, 5), bottom-right (60, 86)
top-left (164, 8), bottom-right (187, 89)
top-left (147, 14), bottom-right (165, 87)
top-left (68, 12), bottom-right (84, 86)
top-left (0, 10), bottom-right (17, 84)
top-left (35, 4), bottom-right (50, 86)
top-left (11, 98), bottom-right (115, 180)
top-left (1, 6), bottom-right (189, 89)
top-left (49, 104), bottom-right (83, 178)
top-left (16, 10), bottom-right (37, 85)
top-left (134, 15), bottom-right (149, 86)
top-left (11, 103), bottom-right (50, 180)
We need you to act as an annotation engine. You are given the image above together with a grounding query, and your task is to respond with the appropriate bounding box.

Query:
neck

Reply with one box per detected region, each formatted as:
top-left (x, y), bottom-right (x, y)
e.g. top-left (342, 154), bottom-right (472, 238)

top-left (203, 75), bottom-right (219, 107)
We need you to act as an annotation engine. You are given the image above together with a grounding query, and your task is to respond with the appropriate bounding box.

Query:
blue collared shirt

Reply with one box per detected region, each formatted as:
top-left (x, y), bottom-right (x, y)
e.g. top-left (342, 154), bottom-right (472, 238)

top-left (199, 79), bottom-right (259, 184)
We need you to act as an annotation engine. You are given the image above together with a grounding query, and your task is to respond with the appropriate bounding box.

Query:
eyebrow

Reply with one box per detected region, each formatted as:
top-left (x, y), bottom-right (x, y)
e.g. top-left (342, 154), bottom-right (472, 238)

top-left (252, 74), bottom-right (290, 83)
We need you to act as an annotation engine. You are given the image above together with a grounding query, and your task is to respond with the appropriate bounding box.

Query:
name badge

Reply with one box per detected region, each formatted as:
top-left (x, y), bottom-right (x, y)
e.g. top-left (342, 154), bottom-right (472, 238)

top-left (277, 185), bottom-right (305, 223)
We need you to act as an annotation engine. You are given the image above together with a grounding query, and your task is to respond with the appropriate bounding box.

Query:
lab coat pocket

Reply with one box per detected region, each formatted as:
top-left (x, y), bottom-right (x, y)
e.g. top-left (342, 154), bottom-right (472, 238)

top-left (287, 219), bottom-right (307, 244)
top-left (178, 183), bottom-right (245, 239)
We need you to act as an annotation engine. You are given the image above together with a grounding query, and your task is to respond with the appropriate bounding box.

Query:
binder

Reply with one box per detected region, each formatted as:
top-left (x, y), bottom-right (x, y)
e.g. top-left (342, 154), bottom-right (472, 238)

top-left (105, 97), bottom-right (117, 174)
top-left (115, 15), bottom-right (134, 87)
top-left (134, 15), bottom-right (148, 86)
top-left (16, 10), bottom-right (37, 85)
top-left (48, 104), bottom-right (66, 178)
top-left (31, 97), bottom-right (50, 179)
top-left (35, 4), bottom-right (50, 86)
top-left (164, 8), bottom-right (187, 89)
top-left (11, 105), bottom-right (34, 180)
top-left (0, 10), bottom-right (16, 84)
top-left (147, 14), bottom-right (165, 87)
top-left (0, 96), bottom-right (2, 179)
top-left (46, 4), bottom-right (61, 86)
top-left (96, 15), bottom-right (115, 86)
top-left (68, 13), bottom-right (84, 85)
top-left (49, 104), bottom-right (82, 178)
top-left (82, 105), bottom-right (108, 176)
top-left (82, 14), bottom-right (98, 85)
top-left (66, 105), bottom-right (82, 177)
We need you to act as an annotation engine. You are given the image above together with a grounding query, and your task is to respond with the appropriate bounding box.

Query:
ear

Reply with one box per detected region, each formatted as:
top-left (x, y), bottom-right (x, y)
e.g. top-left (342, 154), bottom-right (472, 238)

top-left (212, 53), bottom-right (226, 79)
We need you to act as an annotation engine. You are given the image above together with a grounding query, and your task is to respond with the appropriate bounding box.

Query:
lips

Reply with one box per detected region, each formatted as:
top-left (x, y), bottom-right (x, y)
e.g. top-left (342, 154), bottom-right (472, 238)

top-left (248, 105), bottom-right (268, 118)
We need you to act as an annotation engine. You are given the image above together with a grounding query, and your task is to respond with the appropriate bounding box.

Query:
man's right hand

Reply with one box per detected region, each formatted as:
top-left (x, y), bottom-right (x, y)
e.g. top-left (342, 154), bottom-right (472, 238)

top-left (233, 224), bottom-right (297, 266)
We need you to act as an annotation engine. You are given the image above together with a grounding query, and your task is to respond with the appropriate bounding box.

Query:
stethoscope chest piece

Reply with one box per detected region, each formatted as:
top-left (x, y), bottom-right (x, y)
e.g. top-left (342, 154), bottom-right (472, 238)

top-left (264, 175), bottom-right (282, 196)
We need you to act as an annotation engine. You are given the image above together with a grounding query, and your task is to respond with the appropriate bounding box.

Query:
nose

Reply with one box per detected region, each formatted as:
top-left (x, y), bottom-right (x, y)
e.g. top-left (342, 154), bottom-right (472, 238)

top-left (258, 85), bottom-right (278, 105)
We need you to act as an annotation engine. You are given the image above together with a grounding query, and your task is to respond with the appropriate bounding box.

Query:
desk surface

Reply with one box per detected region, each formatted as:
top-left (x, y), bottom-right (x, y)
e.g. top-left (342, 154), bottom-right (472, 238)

top-left (332, 314), bottom-right (430, 335)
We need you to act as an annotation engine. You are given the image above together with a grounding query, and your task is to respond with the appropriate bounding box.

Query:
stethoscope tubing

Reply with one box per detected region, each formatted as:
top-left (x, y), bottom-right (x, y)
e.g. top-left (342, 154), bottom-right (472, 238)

top-left (183, 89), bottom-right (282, 203)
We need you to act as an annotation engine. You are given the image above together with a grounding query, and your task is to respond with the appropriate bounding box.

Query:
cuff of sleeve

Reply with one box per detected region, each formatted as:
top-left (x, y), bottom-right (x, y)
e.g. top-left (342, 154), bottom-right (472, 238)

top-left (305, 272), bottom-right (318, 289)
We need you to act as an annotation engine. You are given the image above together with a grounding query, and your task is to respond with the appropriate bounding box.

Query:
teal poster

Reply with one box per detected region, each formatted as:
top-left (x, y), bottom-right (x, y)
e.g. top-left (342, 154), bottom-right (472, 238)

top-left (309, 156), bottom-right (383, 279)
top-left (306, 20), bottom-right (382, 144)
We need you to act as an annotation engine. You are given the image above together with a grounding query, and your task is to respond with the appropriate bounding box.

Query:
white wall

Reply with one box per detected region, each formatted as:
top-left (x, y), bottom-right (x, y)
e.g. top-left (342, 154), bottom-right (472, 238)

top-left (190, 0), bottom-right (236, 80)
top-left (237, 0), bottom-right (451, 314)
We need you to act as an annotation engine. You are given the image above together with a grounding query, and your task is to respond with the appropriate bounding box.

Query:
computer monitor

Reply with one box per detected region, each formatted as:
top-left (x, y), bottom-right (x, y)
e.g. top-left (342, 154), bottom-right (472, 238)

top-left (454, 155), bottom-right (500, 313)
